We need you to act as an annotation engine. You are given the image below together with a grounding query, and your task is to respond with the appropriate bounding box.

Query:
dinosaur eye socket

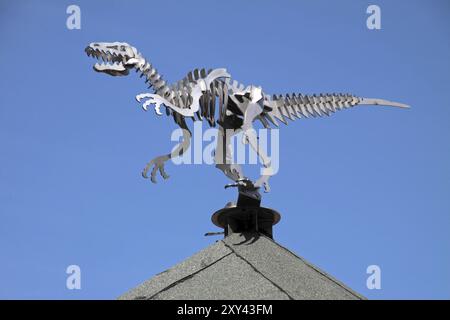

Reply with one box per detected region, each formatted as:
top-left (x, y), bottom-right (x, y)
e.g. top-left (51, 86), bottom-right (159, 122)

top-left (120, 45), bottom-right (126, 51)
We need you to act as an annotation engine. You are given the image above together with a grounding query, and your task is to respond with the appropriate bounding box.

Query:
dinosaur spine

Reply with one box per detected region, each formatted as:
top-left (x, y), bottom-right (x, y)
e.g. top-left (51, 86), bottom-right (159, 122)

top-left (265, 93), bottom-right (361, 125)
top-left (136, 56), bottom-right (172, 98)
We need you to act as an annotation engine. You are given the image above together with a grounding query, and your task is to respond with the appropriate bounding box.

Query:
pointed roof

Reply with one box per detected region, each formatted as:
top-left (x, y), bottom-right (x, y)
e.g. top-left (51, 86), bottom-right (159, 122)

top-left (119, 232), bottom-right (365, 300)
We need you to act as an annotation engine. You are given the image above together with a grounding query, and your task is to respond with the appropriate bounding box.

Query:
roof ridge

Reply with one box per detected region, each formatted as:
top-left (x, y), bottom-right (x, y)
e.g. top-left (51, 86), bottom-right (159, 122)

top-left (145, 251), bottom-right (234, 300)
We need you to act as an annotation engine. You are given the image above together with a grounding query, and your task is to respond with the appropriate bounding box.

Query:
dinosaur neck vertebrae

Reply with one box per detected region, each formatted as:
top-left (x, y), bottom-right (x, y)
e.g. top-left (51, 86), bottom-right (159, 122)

top-left (135, 56), bottom-right (171, 98)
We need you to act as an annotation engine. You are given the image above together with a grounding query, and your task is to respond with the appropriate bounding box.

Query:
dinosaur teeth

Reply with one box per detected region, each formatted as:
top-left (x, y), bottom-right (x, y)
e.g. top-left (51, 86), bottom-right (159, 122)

top-left (125, 58), bottom-right (139, 65)
top-left (94, 62), bottom-right (126, 72)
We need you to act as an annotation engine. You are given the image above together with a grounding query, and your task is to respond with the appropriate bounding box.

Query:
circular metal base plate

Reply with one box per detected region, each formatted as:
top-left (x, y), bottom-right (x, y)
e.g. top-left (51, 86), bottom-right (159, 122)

top-left (211, 206), bottom-right (281, 229)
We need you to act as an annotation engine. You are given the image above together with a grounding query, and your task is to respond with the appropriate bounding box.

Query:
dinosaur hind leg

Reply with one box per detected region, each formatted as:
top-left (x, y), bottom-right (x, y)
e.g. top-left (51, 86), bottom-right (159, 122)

top-left (243, 126), bottom-right (274, 193)
top-left (142, 127), bottom-right (191, 183)
top-left (214, 126), bottom-right (244, 182)
top-left (142, 154), bottom-right (171, 183)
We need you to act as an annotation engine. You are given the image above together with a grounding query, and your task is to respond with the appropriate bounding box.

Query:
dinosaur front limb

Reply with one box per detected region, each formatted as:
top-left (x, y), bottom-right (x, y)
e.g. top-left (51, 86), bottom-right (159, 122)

top-left (136, 68), bottom-right (230, 117)
top-left (136, 93), bottom-right (189, 116)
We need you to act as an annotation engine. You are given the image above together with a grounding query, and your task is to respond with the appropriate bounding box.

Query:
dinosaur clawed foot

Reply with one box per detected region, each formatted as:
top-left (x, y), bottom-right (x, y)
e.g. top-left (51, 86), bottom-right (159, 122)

top-left (225, 178), bottom-right (254, 190)
top-left (142, 156), bottom-right (170, 183)
top-left (254, 175), bottom-right (271, 193)
top-left (224, 177), bottom-right (270, 193)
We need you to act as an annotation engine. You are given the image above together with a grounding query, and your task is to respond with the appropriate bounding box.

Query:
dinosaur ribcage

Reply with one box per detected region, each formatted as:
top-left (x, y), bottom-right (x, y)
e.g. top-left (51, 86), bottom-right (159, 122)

top-left (167, 68), bottom-right (248, 128)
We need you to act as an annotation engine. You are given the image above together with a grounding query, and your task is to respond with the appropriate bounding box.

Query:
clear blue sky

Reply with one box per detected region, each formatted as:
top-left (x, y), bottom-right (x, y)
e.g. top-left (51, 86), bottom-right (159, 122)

top-left (1, 0), bottom-right (449, 299)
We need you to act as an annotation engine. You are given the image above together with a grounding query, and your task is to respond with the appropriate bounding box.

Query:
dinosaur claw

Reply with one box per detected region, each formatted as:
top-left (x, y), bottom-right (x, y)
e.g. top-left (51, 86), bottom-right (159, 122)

top-left (160, 167), bottom-right (170, 180)
top-left (254, 175), bottom-right (271, 193)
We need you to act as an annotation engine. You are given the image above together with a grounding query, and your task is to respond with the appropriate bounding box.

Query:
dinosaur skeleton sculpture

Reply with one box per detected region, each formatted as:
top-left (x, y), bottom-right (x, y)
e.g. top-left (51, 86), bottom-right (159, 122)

top-left (85, 42), bottom-right (409, 192)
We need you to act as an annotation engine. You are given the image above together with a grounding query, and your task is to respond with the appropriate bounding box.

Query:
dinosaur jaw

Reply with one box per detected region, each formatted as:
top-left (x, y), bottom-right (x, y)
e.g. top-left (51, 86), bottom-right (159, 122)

top-left (85, 42), bottom-right (139, 76)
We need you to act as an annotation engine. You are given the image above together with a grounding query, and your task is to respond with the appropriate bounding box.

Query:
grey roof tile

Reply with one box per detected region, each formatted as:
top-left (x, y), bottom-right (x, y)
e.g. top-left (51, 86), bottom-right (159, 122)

top-left (152, 254), bottom-right (290, 300)
top-left (119, 232), bottom-right (365, 300)
top-left (119, 240), bottom-right (231, 300)
top-left (223, 233), bottom-right (364, 300)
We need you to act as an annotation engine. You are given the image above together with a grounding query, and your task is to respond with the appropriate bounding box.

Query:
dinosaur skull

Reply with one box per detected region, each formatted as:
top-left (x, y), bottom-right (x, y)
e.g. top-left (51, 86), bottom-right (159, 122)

top-left (85, 42), bottom-right (141, 76)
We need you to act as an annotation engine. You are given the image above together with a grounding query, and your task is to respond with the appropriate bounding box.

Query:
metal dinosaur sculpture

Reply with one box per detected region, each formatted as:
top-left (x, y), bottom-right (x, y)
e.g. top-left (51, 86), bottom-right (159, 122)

top-left (85, 42), bottom-right (409, 193)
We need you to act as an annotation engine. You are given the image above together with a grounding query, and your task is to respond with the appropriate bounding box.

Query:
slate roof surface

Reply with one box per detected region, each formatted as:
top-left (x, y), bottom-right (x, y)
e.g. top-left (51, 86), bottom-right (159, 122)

top-left (119, 232), bottom-right (365, 300)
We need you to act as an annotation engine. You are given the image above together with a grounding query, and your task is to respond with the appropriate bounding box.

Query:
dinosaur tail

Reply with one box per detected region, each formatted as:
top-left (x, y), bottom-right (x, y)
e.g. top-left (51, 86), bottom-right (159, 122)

top-left (261, 93), bottom-right (409, 126)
